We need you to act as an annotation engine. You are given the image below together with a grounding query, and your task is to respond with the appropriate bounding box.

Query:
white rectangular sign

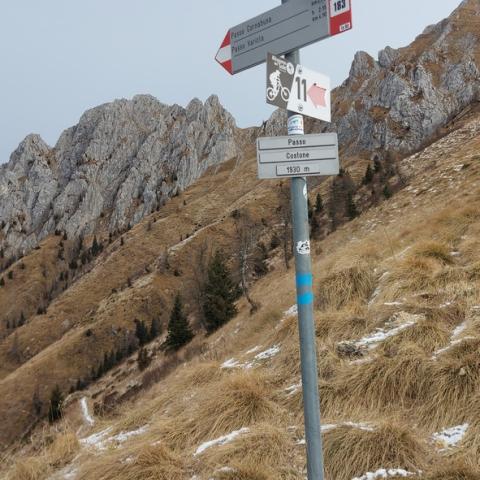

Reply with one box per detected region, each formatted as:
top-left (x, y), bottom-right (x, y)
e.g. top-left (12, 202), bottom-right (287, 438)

top-left (257, 133), bottom-right (339, 179)
top-left (287, 65), bottom-right (331, 122)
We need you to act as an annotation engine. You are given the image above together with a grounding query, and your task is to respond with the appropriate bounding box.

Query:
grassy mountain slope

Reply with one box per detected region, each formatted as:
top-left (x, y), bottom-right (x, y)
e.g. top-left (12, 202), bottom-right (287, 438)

top-left (2, 103), bottom-right (480, 480)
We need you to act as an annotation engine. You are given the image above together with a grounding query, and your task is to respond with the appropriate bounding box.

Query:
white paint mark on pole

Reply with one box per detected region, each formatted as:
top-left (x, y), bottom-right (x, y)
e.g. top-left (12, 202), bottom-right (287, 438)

top-left (297, 240), bottom-right (311, 255)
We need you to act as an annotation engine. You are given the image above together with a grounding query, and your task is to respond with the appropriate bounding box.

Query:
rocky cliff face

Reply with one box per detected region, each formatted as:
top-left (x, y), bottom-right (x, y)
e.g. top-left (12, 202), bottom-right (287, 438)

top-left (267, 0), bottom-right (480, 155)
top-left (0, 95), bottom-right (238, 258)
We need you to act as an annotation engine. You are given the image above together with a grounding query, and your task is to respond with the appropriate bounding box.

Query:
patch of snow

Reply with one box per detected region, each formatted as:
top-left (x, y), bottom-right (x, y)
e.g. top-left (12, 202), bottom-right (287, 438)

top-left (245, 345), bottom-right (262, 355)
top-left (254, 345), bottom-right (281, 360)
top-left (194, 428), bottom-right (250, 456)
top-left (352, 468), bottom-right (417, 480)
top-left (81, 425), bottom-right (148, 451)
top-left (440, 301), bottom-right (452, 308)
top-left (111, 425), bottom-right (148, 443)
top-left (80, 397), bottom-right (94, 426)
top-left (356, 321), bottom-right (416, 349)
top-left (285, 383), bottom-right (302, 395)
top-left (432, 424), bottom-right (469, 450)
top-left (81, 427), bottom-right (113, 450)
top-left (296, 422), bottom-right (375, 444)
top-left (221, 358), bottom-right (240, 369)
top-left (383, 302), bottom-right (403, 306)
top-left (452, 321), bottom-right (467, 339)
top-left (284, 305), bottom-right (298, 317)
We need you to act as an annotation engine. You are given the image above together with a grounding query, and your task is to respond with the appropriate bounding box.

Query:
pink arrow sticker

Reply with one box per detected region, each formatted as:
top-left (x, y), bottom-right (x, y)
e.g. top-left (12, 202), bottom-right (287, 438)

top-left (307, 83), bottom-right (327, 108)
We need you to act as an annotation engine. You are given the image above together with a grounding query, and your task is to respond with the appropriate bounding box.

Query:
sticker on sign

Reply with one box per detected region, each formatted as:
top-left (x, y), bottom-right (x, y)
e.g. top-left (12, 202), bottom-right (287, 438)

top-left (287, 66), bottom-right (331, 123)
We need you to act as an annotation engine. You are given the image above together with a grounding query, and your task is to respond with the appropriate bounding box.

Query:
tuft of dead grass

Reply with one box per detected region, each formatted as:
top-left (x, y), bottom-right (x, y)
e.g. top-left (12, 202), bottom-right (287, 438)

top-left (5, 457), bottom-right (49, 480)
top-left (380, 319), bottom-right (451, 354)
top-left (317, 264), bottom-right (376, 310)
top-left (323, 421), bottom-right (428, 480)
top-left (322, 344), bottom-right (432, 416)
top-left (45, 431), bottom-right (79, 469)
top-left (411, 241), bottom-right (454, 264)
top-left (77, 443), bottom-right (186, 480)
top-left (213, 462), bottom-right (276, 480)
top-left (419, 342), bottom-right (480, 429)
top-left (201, 423), bottom-right (293, 472)
top-left (425, 459), bottom-right (480, 480)
top-left (159, 371), bottom-right (285, 450)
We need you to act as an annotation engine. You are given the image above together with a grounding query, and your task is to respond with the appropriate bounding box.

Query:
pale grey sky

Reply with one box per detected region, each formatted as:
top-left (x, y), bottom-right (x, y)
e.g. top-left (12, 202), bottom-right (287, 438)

top-left (0, 0), bottom-right (461, 162)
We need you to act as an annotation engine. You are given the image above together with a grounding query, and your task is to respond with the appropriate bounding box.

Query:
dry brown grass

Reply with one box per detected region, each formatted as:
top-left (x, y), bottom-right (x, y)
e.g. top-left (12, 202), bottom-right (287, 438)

top-left (323, 421), bottom-right (427, 480)
top-left (315, 305), bottom-right (370, 342)
top-left (321, 344), bottom-right (432, 416)
top-left (380, 256), bottom-right (443, 301)
top-left (201, 423), bottom-right (294, 473)
top-left (411, 241), bottom-right (454, 264)
top-left (77, 443), bottom-right (186, 480)
top-left (45, 431), bottom-right (79, 469)
top-left (380, 319), bottom-right (451, 354)
top-left (316, 264), bottom-right (376, 310)
top-left (418, 341), bottom-right (480, 429)
top-left (213, 462), bottom-right (277, 480)
top-left (158, 370), bottom-right (285, 451)
top-left (5, 457), bottom-right (49, 480)
top-left (425, 459), bottom-right (480, 480)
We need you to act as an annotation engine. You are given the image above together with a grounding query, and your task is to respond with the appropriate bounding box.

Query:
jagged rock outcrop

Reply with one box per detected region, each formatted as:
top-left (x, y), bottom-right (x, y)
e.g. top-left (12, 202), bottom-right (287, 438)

top-left (267, 0), bottom-right (480, 155)
top-left (0, 95), bottom-right (238, 257)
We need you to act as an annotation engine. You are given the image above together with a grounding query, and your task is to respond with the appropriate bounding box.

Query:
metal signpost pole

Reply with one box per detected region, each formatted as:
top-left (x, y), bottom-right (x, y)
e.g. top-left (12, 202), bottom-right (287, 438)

top-left (283, 3), bottom-right (325, 479)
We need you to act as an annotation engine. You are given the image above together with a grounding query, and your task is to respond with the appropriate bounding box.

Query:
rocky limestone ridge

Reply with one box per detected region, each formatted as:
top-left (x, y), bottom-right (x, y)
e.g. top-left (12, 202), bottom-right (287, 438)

top-left (267, 0), bottom-right (480, 155)
top-left (0, 95), bottom-right (239, 258)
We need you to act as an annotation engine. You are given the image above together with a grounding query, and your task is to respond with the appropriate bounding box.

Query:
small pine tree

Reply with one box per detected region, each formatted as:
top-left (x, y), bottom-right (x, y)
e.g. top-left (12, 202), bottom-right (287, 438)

top-left (374, 158), bottom-right (382, 173)
top-left (32, 386), bottom-right (42, 416)
top-left (7, 271), bottom-right (13, 280)
top-left (135, 319), bottom-right (149, 346)
top-left (346, 192), bottom-right (359, 220)
top-left (0, 278), bottom-right (4, 287)
top-left (363, 164), bottom-right (374, 184)
top-left (202, 250), bottom-right (238, 334)
top-left (311, 214), bottom-right (321, 238)
top-left (19, 312), bottom-right (25, 327)
top-left (315, 193), bottom-right (323, 214)
top-left (307, 198), bottom-right (313, 220)
top-left (383, 184), bottom-right (392, 199)
top-left (48, 385), bottom-right (63, 423)
top-left (163, 294), bottom-right (193, 351)
top-left (91, 236), bottom-right (101, 256)
top-left (137, 347), bottom-right (151, 371)
top-left (149, 318), bottom-right (161, 340)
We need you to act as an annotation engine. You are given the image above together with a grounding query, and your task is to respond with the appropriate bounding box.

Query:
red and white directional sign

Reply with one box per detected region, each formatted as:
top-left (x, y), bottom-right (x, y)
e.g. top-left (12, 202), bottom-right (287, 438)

top-left (215, 0), bottom-right (352, 75)
top-left (287, 66), bottom-right (331, 122)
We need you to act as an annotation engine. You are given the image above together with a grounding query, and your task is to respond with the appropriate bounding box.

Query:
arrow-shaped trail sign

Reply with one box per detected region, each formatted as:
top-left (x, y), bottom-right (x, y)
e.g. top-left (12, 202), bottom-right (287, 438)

top-left (216, 0), bottom-right (352, 75)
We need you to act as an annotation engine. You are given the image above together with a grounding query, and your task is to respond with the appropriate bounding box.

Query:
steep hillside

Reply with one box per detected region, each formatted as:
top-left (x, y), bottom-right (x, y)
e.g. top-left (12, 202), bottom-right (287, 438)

top-left (2, 1), bottom-right (480, 478)
top-left (3, 100), bottom-right (480, 480)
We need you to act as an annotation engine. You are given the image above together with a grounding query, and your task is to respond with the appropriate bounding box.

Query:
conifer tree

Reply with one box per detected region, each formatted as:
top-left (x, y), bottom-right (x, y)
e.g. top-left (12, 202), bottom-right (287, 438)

top-left (163, 294), bottom-right (193, 351)
top-left (346, 192), bottom-right (359, 220)
top-left (48, 385), bottom-right (63, 423)
top-left (0, 277), bottom-right (4, 287)
top-left (202, 250), bottom-right (238, 333)
top-left (363, 164), bottom-right (374, 184)
top-left (137, 347), bottom-right (151, 371)
top-left (149, 317), bottom-right (161, 340)
top-left (135, 319), bottom-right (149, 346)
top-left (383, 184), bottom-right (392, 199)
top-left (315, 193), bottom-right (323, 214)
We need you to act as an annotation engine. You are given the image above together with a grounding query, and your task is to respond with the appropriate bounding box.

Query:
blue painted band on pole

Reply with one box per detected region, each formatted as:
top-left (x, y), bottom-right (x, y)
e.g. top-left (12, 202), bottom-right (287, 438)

top-left (297, 292), bottom-right (314, 305)
top-left (296, 273), bottom-right (313, 288)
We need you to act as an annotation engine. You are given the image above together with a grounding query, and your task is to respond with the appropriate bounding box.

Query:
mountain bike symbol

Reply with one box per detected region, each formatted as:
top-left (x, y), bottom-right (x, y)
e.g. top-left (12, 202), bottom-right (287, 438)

top-left (266, 70), bottom-right (290, 102)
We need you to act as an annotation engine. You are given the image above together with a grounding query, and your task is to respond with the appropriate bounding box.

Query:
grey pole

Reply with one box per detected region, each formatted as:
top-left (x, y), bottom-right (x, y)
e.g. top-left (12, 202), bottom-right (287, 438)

top-left (282, 2), bottom-right (325, 478)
